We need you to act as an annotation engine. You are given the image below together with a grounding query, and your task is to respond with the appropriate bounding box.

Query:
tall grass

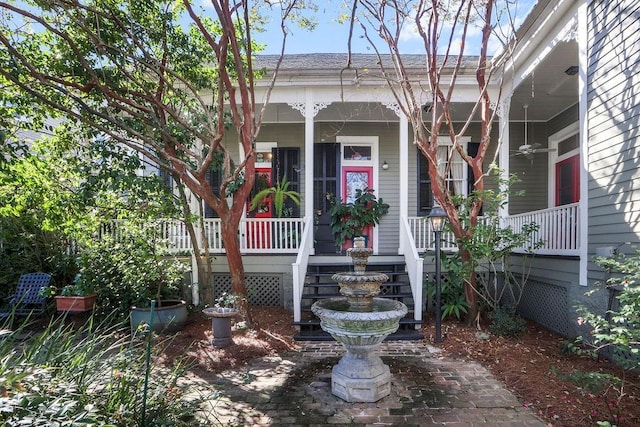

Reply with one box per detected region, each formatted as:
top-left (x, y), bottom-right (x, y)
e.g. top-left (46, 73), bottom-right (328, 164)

top-left (0, 315), bottom-right (210, 426)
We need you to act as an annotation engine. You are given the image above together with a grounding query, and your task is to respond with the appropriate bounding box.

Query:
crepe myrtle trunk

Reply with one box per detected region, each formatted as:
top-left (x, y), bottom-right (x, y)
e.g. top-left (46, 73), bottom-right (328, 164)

top-left (429, 155), bottom-right (482, 327)
top-left (219, 212), bottom-right (254, 326)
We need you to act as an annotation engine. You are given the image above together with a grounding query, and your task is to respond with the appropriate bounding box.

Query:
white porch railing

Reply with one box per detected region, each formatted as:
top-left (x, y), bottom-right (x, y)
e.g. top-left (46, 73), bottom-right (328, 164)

top-left (408, 202), bottom-right (580, 256)
top-left (292, 216), bottom-right (313, 323)
top-left (400, 216), bottom-right (424, 324)
top-left (240, 218), bottom-right (305, 253)
top-left (504, 202), bottom-right (580, 256)
top-left (407, 217), bottom-right (458, 252)
top-left (101, 217), bottom-right (305, 254)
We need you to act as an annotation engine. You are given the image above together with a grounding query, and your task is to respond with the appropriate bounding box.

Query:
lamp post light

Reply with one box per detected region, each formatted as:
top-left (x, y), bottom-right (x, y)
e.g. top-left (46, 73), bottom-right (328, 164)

top-left (428, 205), bottom-right (447, 343)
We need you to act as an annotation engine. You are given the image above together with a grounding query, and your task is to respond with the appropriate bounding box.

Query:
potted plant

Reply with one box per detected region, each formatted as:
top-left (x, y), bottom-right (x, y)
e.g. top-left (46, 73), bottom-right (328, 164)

top-left (329, 188), bottom-right (389, 248)
top-left (249, 175), bottom-right (301, 218)
top-left (202, 292), bottom-right (243, 348)
top-left (128, 244), bottom-right (191, 334)
top-left (54, 273), bottom-right (97, 313)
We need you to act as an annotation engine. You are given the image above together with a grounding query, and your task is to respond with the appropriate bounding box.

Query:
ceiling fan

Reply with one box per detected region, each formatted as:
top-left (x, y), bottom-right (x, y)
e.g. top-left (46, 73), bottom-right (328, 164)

top-left (510, 105), bottom-right (556, 159)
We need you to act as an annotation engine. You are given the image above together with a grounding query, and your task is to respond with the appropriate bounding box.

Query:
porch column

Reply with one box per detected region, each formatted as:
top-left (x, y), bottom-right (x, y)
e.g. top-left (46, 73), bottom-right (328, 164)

top-left (496, 96), bottom-right (511, 219)
top-left (578, 0), bottom-right (588, 287)
top-left (289, 92), bottom-right (330, 254)
top-left (303, 91), bottom-right (316, 253)
top-left (383, 102), bottom-right (408, 254)
top-left (399, 114), bottom-right (409, 254)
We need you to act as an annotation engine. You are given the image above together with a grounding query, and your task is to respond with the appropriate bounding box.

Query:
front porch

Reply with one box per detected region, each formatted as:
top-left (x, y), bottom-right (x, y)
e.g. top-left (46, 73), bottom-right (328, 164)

top-left (150, 202), bottom-right (580, 337)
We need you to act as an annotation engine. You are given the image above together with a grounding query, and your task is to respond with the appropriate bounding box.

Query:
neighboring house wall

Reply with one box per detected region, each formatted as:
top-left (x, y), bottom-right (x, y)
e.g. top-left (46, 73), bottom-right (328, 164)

top-left (586, 0), bottom-right (640, 283)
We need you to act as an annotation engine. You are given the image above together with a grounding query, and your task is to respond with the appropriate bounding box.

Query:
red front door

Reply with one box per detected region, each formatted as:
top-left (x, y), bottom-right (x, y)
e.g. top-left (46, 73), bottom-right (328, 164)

top-left (555, 155), bottom-right (579, 206)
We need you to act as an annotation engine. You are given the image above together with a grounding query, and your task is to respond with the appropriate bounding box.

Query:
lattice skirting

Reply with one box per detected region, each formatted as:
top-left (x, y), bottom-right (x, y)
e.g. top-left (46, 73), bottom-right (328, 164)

top-left (213, 274), bottom-right (282, 306)
top-left (517, 280), bottom-right (570, 337)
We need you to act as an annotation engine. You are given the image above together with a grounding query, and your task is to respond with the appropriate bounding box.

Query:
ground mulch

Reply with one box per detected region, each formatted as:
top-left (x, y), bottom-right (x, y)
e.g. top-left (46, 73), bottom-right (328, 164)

top-left (163, 306), bottom-right (640, 426)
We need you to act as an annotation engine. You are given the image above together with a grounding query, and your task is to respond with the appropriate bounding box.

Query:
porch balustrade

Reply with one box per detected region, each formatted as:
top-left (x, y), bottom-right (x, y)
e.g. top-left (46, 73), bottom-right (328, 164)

top-left (408, 202), bottom-right (580, 256)
top-left (100, 217), bottom-right (305, 254)
top-left (407, 217), bottom-right (458, 252)
top-left (504, 202), bottom-right (579, 256)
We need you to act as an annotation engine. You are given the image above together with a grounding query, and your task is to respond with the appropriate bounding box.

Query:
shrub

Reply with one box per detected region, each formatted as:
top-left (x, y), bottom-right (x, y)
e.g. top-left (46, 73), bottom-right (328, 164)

top-left (425, 253), bottom-right (468, 320)
top-left (490, 305), bottom-right (527, 338)
top-left (0, 316), bottom-right (211, 425)
top-left (577, 245), bottom-right (640, 369)
top-left (82, 220), bottom-right (189, 320)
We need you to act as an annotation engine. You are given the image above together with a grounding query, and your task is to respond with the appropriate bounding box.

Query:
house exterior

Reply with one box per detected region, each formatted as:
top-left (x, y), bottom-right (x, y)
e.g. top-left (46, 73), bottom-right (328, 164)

top-left (171, 0), bottom-right (638, 340)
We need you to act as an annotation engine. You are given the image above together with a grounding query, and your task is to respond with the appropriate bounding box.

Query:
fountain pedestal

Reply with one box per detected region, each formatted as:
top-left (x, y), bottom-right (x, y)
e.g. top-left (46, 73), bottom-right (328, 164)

top-left (332, 349), bottom-right (391, 402)
top-left (311, 237), bottom-right (408, 402)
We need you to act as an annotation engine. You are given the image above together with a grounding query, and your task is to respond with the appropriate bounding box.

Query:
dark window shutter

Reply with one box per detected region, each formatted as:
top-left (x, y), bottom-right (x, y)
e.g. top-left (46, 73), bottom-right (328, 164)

top-left (417, 149), bottom-right (432, 216)
top-left (204, 166), bottom-right (221, 218)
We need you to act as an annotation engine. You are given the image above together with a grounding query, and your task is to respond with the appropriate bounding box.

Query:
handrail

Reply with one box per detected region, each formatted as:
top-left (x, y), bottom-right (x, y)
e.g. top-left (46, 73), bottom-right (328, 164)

top-left (291, 216), bottom-right (313, 323)
top-left (400, 216), bottom-right (424, 324)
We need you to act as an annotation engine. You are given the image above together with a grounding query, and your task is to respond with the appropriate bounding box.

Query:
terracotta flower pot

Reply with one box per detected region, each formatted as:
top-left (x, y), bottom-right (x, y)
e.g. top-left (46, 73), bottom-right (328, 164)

top-left (55, 294), bottom-right (97, 313)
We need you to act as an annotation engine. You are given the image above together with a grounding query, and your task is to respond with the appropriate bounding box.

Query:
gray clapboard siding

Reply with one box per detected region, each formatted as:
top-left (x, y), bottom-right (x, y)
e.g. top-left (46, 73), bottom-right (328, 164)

top-left (587, 0), bottom-right (640, 281)
top-left (548, 104), bottom-right (578, 136)
top-left (508, 121), bottom-right (549, 214)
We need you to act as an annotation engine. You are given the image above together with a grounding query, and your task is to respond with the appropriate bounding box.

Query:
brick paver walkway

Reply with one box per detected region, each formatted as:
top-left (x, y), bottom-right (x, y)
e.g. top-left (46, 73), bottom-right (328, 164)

top-left (192, 341), bottom-right (546, 426)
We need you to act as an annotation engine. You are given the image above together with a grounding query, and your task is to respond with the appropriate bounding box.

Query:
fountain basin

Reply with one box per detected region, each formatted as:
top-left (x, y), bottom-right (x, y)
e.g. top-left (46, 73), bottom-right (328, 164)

top-left (311, 297), bottom-right (408, 402)
top-left (331, 272), bottom-right (389, 310)
top-left (311, 298), bottom-right (407, 341)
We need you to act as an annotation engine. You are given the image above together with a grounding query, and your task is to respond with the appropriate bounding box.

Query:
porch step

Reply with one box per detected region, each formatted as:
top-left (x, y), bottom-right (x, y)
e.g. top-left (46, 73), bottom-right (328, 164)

top-left (294, 257), bottom-right (424, 341)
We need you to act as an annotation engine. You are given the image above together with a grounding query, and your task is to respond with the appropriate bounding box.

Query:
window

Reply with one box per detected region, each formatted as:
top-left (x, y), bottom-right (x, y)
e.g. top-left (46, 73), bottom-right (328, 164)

top-left (416, 138), bottom-right (471, 216)
top-left (204, 166), bottom-right (222, 218)
top-left (158, 167), bottom-right (173, 190)
top-left (343, 145), bottom-right (371, 161)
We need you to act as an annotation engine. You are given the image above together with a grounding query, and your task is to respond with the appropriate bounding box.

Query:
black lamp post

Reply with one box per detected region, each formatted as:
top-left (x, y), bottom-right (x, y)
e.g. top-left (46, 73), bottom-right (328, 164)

top-left (428, 205), bottom-right (447, 343)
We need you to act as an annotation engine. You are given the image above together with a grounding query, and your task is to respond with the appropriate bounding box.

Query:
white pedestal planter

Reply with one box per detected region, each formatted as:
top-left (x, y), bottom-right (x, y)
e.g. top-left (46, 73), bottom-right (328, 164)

top-left (202, 307), bottom-right (238, 348)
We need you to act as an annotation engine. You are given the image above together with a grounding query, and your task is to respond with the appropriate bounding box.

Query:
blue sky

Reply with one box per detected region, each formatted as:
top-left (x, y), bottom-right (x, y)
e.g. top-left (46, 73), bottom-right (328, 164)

top-left (251, 1), bottom-right (538, 56)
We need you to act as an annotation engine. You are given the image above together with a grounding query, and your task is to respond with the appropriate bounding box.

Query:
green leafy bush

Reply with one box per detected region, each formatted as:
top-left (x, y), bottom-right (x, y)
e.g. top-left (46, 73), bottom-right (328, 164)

top-left (490, 305), bottom-right (527, 338)
top-left (425, 254), bottom-right (468, 320)
top-left (577, 245), bottom-right (640, 369)
top-left (81, 221), bottom-right (189, 320)
top-left (438, 169), bottom-right (541, 324)
top-left (0, 317), bottom-right (211, 426)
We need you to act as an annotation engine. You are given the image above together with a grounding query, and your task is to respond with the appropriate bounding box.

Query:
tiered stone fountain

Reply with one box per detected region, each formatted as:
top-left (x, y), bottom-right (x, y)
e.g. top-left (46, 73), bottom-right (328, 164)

top-left (311, 237), bottom-right (408, 402)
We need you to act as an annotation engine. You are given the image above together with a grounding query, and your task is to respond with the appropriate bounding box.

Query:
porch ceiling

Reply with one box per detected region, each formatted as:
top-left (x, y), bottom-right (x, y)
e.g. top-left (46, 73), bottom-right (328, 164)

top-left (509, 40), bottom-right (579, 122)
